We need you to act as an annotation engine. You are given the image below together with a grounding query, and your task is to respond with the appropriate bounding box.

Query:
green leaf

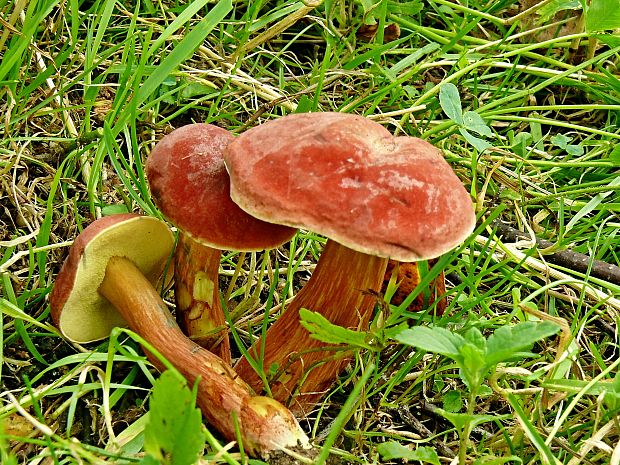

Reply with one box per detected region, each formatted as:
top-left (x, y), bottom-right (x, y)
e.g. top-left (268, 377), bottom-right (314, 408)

top-left (439, 83), bottom-right (464, 125)
top-left (594, 33), bottom-right (620, 47)
top-left (388, 0), bottom-right (424, 16)
top-left (610, 145), bottom-right (620, 166)
top-left (101, 204), bottom-right (129, 216)
top-left (459, 128), bottom-right (493, 152)
top-left (565, 144), bottom-right (584, 156)
top-left (460, 342), bottom-right (487, 387)
top-left (485, 321), bottom-right (561, 367)
top-left (537, 0), bottom-right (581, 23)
top-left (442, 390), bottom-right (463, 413)
top-left (434, 408), bottom-right (502, 431)
top-left (377, 442), bottom-right (440, 464)
top-left (550, 133), bottom-right (572, 149)
top-left (462, 111), bottom-right (493, 137)
top-left (511, 132), bottom-right (532, 157)
top-left (143, 371), bottom-right (205, 465)
top-left (604, 373), bottom-right (620, 411)
top-left (464, 327), bottom-right (486, 352)
top-left (395, 326), bottom-right (466, 358)
top-left (299, 309), bottom-right (373, 350)
top-left (586, 0), bottom-right (620, 31)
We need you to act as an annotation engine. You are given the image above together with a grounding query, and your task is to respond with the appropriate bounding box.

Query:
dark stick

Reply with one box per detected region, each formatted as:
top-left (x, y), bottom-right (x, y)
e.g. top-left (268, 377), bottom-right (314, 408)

top-left (492, 220), bottom-right (620, 286)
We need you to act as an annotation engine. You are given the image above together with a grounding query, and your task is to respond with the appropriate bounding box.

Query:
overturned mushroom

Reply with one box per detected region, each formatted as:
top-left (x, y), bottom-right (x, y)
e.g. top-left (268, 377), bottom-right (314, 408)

top-left (147, 124), bottom-right (295, 361)
top-left (50, 214), bottom-right (308, 457)
top-left (224, 112), bottom-right (475, 413)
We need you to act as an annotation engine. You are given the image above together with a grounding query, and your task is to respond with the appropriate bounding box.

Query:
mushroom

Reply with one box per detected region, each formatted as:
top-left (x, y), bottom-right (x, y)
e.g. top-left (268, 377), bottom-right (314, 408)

top-left (146, 123), bottom-right (295, 361)
top-left (383, 258), bottom-right (447, 315)
top-left (224, 112), bottom-right (476, 413)
top-left (50, 213), bottom-right (309, 457)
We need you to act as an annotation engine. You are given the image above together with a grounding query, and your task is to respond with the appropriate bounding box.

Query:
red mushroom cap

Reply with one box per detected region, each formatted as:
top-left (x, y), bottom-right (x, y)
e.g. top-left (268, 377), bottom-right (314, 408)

top-left (50, 214), bottom-right (175, 343)
top-left (224, 113), bottom-right (476, 261)
top-left (147, 124), bottom-right (295, 250)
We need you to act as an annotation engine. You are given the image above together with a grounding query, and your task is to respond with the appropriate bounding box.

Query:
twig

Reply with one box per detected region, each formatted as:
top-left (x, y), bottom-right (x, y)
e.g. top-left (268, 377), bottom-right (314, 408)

top-left (398, 405), bottom-right (456, 459)
top-left (492, 220), bottom-right (620, 286)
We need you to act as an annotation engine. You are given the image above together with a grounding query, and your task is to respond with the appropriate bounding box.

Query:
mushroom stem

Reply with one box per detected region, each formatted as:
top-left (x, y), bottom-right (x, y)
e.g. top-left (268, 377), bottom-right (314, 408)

top-left (234, 240), bottom-right (388, 415)
top-left (174, 233), bottom-right (231, 362)
top-left (383, 259), bottom-right (447, 315)
top-left (98, 256), bottom-right (308, 457)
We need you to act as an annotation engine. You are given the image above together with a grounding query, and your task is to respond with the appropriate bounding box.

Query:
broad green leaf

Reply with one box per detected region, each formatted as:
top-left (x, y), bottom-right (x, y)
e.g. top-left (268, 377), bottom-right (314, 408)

top-left (442, 390), bottom-right (463, 413)
top-left (435, 408), bottom-right (502, 431)
top-left (460, 343), bottom-right (487, 388)
top-left (604, 373), bottom-right (620, 411)
top-left (101, 204), bottom-right (129, 216)
top-left (610, 145), bottom-right (620, 166)
top-left (377, 442), bottom-right (440, 464)
top-left (464, 327), bottom-right (486, 352)
top-left (439, 83), bottom-right (464, 125)
top-left (395, 326), bottom-right (466, 358)
top-left (586, 0), bottom-right (620, 31)
top-left (388, 0), bottom-right (424, 17)
top-left (143, 371), bottom-right (204, 465)
top-left (550, 133), bottom-right (572, 149)
top-left (463, 111), bottom-right (493, 137)
top-left (459, 128), bottom-right (493, 152)
top-left (565, 144), bottom-right (584, 156)
top-left (299, 309), bottom-right (373, 350)
top-left (594, 33), bottom-right (620, 47)
top-left (485, 321), bottom-right (561, 367)
top-left (511, 131), bottom-right (532, 157)
top-left (537, 0), bottom-right (581, 22)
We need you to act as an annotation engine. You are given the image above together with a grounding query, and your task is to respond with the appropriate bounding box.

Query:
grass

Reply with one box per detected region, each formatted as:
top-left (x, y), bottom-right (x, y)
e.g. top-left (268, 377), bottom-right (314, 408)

top-left (1, 0), bottom-right (619, 464)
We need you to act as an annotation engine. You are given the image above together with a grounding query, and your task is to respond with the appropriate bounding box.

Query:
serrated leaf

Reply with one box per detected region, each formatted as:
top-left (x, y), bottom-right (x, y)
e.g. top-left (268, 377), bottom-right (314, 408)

top-left (586, 0), bottom-right (620, 31)
top-left (143, 371), bottom-right (205, 465)
top-left (377, 442), bottom-right (440, 464)
top-left (299, 309), bottom-right (373, 350)
top-left (459, 128), bottom-right (493, 152)
top-left (462, 111), bottom-right (493, 137)
top-left (395, 326), bottom-right (466, 358)
top-left (439, 83), bottom-right (463, 125)
top-left (485, 321), bottom-right (561, 367)
top-left (464, 327), bottom-right (486, 352)
top-left (460, 343), bottom-right (487, 387)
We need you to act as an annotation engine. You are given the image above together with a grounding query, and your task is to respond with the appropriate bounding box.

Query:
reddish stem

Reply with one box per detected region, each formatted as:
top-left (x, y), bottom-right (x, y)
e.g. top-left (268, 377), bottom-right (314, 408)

top-left (174, 234), bottom-right (231, 362)
top-left (98, 256), bottom-right (307, 456)
top-left (235, 240), bottom-right (388, 415)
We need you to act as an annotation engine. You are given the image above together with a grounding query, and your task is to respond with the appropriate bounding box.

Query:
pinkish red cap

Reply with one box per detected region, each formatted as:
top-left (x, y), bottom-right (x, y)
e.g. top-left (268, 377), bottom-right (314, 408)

top-left (224, 113), bottom-right (475, 261)
top-left (147, 123), bottom-right (295, 250)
